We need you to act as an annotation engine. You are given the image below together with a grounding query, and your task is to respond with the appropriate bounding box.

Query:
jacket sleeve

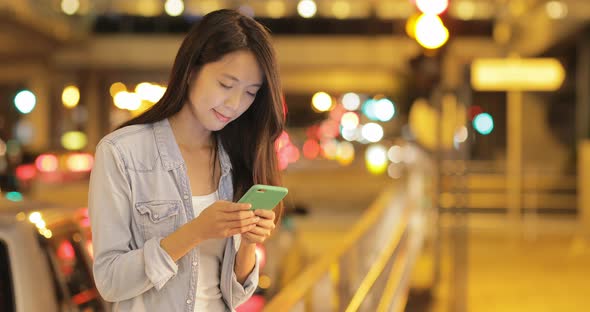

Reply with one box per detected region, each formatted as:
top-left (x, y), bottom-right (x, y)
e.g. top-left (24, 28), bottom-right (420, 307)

top-left (230, 236), bottom-right (260, 308)
top-left (89, 140), bottom-right (178, 302)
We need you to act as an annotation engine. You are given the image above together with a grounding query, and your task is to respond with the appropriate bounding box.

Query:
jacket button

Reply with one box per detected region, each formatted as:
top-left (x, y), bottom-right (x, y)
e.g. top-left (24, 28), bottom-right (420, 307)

top-left (183, 195), bottom-right (189, 199)
top-left (192, 261), bottom-right (197, 266)
top-left (153, 213), bottom-right (159, 219)
top-left (186, 300), bottom-right (191, 304)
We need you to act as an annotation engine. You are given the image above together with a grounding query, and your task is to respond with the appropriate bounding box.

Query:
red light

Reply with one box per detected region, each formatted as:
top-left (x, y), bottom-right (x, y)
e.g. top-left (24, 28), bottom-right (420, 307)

top-left (319, 119), bottom-right (340, 139)
top-left (15, 164), bottom-right (36, 180)
top-left (57, 240), bottom-right (76, 261)
top-left (35, 154), bottom-right (58, 172)
top-left (469, 105), bottom-right (484, 120)
top-left (303, 139), bottom-right (320, 159)
top-left (284, 144), bottom-right (300, 163)
top-left (305, 125), bottom-right (320, 140)
top-left (236, 294), bottom-right (266, 312)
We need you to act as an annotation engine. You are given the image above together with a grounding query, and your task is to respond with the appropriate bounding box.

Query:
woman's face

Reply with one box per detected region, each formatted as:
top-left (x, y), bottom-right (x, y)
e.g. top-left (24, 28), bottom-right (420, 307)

top-left (187, 49), bottom-right (263, 132)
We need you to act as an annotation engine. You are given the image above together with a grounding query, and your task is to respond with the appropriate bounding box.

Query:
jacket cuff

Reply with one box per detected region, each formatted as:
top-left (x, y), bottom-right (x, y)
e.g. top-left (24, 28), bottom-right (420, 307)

top-left (143, 237), bottom-right (178, 290)
top-left (232, 253), bottom-right (260, 305)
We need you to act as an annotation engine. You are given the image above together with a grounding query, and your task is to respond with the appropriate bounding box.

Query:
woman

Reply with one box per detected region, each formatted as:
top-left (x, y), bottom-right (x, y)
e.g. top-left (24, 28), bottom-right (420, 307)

top-left (88, 9), bottom-right (285, 311)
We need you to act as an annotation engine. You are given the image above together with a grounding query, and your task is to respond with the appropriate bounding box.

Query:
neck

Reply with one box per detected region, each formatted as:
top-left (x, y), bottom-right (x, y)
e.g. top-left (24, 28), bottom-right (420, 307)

top-left (168, 104), bottom-right (213, 150)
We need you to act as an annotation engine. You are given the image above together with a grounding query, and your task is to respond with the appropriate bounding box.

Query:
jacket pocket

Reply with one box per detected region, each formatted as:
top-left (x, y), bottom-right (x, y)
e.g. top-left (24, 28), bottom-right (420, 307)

top-left (135, 200), bottom-right (181, 239)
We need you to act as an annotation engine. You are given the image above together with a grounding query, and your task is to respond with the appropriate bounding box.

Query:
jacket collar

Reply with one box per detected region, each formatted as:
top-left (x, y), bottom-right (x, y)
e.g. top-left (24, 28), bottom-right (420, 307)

top-left (153, 118), bottom-right (232, 176)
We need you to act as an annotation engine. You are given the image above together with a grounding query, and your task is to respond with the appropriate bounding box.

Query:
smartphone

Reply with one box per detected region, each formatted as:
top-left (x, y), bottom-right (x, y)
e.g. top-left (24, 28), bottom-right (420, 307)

top-left (238, 184), bottom-right (288, 211)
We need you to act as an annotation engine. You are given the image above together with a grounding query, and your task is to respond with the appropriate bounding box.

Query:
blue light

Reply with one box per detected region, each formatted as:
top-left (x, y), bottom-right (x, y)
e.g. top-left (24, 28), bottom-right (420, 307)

top-left (362, 99), bottom-right (378, 121)
top-left (6, 191), bottom-right (23, 202)
top-left (473, 113), bottom-right (494, 135)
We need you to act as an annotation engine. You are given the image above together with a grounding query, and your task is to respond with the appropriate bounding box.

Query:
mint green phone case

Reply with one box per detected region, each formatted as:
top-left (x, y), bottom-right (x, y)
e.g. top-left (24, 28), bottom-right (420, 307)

top-left (238, 184), bottom-right (288, 210)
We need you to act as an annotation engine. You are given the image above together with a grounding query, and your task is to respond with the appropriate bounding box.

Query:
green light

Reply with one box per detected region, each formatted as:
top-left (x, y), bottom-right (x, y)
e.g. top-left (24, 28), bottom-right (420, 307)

top-left (473, 113), bottom-right (494, 135)
top-left (6, 191), bottom-right (23, 202)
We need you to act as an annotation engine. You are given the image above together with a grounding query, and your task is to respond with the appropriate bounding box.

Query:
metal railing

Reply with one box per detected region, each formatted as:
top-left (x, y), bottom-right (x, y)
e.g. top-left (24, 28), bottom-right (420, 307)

top-left (264, 146), bottom-right (435, 311)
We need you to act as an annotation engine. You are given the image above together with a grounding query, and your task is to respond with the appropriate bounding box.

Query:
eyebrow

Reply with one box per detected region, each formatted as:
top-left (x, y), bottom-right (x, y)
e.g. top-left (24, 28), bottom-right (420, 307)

top-left (222, 73), bottom-right (262, 87)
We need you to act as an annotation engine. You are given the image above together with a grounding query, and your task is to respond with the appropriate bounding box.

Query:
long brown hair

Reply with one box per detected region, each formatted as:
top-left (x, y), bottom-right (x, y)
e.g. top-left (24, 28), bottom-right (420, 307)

top-left (119, 9), bottom-right (285, 221)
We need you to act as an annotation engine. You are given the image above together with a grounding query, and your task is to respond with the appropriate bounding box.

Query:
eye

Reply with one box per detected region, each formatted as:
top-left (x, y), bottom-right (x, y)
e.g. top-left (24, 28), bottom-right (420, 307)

top-left (246, 91), bottom-right (257, 97)
top-left (218, 81), bottom-right (231, 89)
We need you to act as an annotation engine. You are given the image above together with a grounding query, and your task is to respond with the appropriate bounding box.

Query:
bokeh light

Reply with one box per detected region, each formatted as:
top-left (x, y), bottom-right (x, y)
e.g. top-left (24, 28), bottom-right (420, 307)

top-left (473, 113), bottom-right (494, 135)
top-left (165, 0), bottom-right (184, 16)
top-left (415, 14), bottom-right (449, 49)
top-left (361, 123), bottom-right (384, 143)
top-left (387, 145), bottom-right (403, 163)
top-left (342, 92), bottom-right (361, 111)
top-left (454, 126), bottom-right (469, 143)
top-left (266, 0), bottom-right (287, 18)
top-left (366, 144), bottom-right (388, 175)
top-left (312, 92), bottom-right (333, 112)
top-left (415, 0), bottom-right (449, 15)
top-left (374, 98), bottom-right (396, 122)
top-left (298, 0), bottom-right (317, 18)
top-left (14, 90), bottom-right (36, 114)
top-left (332, 1), bottom-right (351, 19)
top-left (36, 154), bottom-right (59, 172)
top-left (336, 141), bottom-right (355, 166)
top-left (61, 131), bottom-right (88, 150)
top-left (303, 139), bottom-right (321, 159)
top-left (62, 85), bottom-right (80, 108)
top-left (110, 82), bottom-right (127, 97)
top-left (67, 153), bottom-right (94, 172)
top-left (341, 112), bottom-right (360, 129)
top-left (61, 0), bottom-right (80, 15)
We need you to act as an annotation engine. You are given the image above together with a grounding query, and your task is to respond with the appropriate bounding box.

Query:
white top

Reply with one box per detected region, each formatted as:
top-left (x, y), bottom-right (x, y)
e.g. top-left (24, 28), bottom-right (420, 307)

top-left (192, 190), bottom-right (227, 312)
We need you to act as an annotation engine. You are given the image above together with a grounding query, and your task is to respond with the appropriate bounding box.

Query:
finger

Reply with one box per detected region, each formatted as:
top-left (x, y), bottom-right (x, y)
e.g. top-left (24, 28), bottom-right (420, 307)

top-left (253, 209), bottom-right (276, 221)
top-left (247, 225), bottom-right (271, 237)
top-left (221, 202), bottom-right (252, 212)
top-left (242, 232), bottom-right (265, 244)
top-left (225, 223), bottom-right (256, 237)
top-left (256, 218), bottom-right (276, 231)
top-left (223, 210), bottom-right (255, 221)
top-left (226, 217), bottom-right (259, 229)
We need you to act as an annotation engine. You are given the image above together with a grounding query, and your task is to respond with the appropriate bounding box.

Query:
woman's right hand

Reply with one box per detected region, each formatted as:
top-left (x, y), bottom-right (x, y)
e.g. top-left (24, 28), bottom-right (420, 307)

top-left (193, 200), bottom-right (259, 240)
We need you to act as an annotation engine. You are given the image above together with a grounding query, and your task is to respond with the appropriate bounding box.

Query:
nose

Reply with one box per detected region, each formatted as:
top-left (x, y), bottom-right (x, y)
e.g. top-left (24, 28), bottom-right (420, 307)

top-left (225, 90), bottom-right (241, 112)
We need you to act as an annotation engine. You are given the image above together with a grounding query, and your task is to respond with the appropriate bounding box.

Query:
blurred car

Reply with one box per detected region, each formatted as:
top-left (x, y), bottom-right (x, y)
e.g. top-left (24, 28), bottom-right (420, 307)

top-left (0, 198), bottom-right (108, 312)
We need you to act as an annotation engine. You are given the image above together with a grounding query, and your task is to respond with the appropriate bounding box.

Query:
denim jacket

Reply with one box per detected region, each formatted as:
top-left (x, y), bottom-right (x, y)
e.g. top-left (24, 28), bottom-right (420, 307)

top-left (88, 118), bottom-right (259, 312)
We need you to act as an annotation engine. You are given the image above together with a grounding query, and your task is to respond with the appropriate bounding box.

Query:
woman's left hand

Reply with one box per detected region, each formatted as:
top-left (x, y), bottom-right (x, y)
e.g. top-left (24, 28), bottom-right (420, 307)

top-left (241, 209), bottom-right (276, 244)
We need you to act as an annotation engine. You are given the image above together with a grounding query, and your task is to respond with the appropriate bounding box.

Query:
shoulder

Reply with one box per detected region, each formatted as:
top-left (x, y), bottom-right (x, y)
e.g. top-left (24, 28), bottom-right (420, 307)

top-left (96, 123), bottom-right (160, 171)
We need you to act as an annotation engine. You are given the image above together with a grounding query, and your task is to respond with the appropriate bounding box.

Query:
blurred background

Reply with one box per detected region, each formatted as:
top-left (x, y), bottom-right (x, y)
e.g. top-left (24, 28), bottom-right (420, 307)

top-left (0, 0), bottom-right (589, 311)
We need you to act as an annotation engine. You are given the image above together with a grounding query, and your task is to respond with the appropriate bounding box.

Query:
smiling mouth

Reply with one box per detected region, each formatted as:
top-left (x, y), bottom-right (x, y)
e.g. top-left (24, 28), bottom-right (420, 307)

top-left (213, 109), bottom-right (231, 123)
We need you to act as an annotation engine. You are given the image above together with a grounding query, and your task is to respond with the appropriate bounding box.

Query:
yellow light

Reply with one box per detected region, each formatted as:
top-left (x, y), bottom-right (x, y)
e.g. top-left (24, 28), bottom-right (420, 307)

top-left (61, 0), bottom-right (80, 15)
top-left (336, 141), bottom-right (355, 166)
top-left (266, 0), bottom-right (286, 18)
top-left (471, 58), bottom-right (565, 91)
top-left (415, 14), bottom-right (449, 49)
top-left (61, 131), bottom-right (88, 150)
top-left (340, 112), bottom-right (359, 129)
top-left (43, 229), bottom-right (53, 239)
top-left (416, 0), bottom-right (449, 15)
top-left (135, 82), bottom-right (166, 103)
top-left (114, 91), bottom-right (142, 110)
top-left (298, 0), bottom-right (317, 18)
top-left (546, 1), bottom-right (568, 19)
top-left (35, 220), bottom-right (46, 229)
top-left (312, 92), bottom-right (333, 112)
top-left (138, 0), bottom-right (163, 16)
top-left (165, 0), bottom-right (184, 16)
top-left (16, 212), bottom-right (26, 222)
top-left (67, 153), bottom-right (94, 172)
top-left (62, 85), bottom-right (80, 108)
top-left (29, 212), bottom-right (42, 224)
top-left (365, 144), bottom-right (388, 175)
top-left (321, 140), bottom-right (338, 160)
top-left (259, 275), bottom-right (272, 289)
top-left (332, 1), bottom-right (351, 19)
top-left (454, 1), bottom-right (476, 20)
top-left (109, 82), bottom-right (127, 97)
top-left (405, 13), bottom-right (421, 39)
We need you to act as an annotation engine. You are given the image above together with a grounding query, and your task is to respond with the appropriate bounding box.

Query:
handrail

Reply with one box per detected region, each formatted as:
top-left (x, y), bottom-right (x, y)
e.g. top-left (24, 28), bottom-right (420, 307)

top-left (345, 205), bottom-right (412, 312)
top-left (263, 187), bottom-right (396, 311)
